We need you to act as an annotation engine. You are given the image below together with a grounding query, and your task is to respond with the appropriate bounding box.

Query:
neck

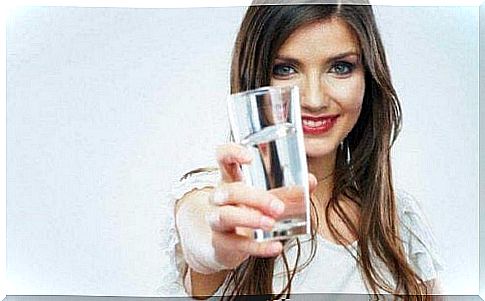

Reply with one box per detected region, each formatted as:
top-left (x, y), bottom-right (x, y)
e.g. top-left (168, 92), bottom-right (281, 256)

top-left (307, 151), bottom-right (337, 207)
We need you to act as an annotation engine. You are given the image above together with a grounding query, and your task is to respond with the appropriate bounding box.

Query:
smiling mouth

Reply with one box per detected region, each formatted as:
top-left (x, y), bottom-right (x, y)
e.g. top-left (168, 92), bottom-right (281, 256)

top-left (301, 115), bottom-right (339, 135)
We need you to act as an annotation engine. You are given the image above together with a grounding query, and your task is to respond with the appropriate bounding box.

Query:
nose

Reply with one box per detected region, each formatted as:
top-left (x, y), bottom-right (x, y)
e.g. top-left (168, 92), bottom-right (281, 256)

top-left (300, 74), bottom-right (330, 112)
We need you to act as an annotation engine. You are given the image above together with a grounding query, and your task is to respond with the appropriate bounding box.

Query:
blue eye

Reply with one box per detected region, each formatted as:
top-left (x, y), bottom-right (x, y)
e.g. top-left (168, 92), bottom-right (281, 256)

top-left (272, 64), bottom-right (296, 77)
top-left (330, 61), bottom-right (355, 75)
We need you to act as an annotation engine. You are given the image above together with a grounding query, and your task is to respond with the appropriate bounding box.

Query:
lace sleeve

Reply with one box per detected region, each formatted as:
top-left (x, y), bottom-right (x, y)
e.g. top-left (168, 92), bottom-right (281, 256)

top-left (396, 190), bottom-right (444, 282)
top-left (158, 169), bottom-right (220, 296)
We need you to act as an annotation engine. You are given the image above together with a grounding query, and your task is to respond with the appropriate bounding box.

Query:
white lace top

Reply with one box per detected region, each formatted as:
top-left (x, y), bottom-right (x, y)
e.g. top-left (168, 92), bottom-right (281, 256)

top-left (159, 169), bottom-right (444, 297)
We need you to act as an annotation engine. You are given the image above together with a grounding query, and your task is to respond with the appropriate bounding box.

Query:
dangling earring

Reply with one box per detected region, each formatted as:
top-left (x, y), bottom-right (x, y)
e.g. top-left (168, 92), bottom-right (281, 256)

top-left (345, 139), bottom-right (351, 166)
top-left (342, 137), bottom-right (359, 191)
top-left (340, 138), bottom-right (351, 166)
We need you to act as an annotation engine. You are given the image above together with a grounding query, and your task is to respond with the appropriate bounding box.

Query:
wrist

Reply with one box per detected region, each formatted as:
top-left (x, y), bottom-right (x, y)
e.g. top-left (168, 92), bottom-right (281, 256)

top-left (176, 190), bottom-right (229, 275)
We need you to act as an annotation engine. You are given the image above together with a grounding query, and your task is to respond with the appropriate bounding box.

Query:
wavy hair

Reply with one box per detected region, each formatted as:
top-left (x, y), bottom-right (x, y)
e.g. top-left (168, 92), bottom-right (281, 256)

top-left (217, 3), bottom-right (430, 300)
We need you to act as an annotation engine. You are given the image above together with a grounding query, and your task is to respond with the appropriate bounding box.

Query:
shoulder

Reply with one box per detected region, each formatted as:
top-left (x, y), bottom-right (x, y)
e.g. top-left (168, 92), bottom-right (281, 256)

top-left (395, 189), bottom-right (437, 242)
top-left (395, 189), bottom-right (444, 281)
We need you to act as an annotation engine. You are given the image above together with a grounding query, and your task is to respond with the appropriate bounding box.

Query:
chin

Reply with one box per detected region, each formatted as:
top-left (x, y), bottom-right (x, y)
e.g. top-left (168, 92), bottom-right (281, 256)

top-left (304, 139), bottom-right (338, 158)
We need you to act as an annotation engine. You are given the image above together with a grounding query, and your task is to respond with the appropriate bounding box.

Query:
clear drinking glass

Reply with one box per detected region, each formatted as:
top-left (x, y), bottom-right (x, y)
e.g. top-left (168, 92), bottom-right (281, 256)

top-left (227, 85), bottom-right (310, 241)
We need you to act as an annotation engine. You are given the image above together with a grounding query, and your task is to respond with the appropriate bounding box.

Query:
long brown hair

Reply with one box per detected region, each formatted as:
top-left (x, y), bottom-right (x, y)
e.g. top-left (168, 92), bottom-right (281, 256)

top-left (220, 3), bottom-right (429, 300)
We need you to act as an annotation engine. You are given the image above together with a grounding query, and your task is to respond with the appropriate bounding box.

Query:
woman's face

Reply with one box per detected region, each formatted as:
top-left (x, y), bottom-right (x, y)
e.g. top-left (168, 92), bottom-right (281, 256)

top-left (270, 17), bottom-right (365, 159)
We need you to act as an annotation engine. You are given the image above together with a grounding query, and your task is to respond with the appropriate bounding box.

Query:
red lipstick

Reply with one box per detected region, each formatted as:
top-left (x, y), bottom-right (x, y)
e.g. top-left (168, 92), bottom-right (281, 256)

top-left (301, 114), bottom-right (338, 135)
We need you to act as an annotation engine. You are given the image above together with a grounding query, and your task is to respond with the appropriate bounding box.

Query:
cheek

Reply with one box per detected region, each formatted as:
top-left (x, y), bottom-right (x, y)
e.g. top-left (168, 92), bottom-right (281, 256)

top-left (335, 77), bottom-right (365, 127)
top-left (330, 77), bottom-right (364, 110)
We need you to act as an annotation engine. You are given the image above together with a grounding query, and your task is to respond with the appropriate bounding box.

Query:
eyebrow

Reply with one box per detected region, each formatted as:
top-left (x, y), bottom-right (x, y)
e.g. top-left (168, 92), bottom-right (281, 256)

top-left (274, 51), bottom-right (361, 65)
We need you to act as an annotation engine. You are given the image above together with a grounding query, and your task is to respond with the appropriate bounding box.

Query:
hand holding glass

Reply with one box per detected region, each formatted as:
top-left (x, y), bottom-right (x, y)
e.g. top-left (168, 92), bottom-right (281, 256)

top-left (227, 86), bottom-right (310, 241)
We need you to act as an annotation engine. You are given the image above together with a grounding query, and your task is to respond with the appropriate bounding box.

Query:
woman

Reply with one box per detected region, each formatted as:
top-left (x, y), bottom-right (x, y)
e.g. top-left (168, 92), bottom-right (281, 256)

top-left (165, 3), bottom-right (443, 300)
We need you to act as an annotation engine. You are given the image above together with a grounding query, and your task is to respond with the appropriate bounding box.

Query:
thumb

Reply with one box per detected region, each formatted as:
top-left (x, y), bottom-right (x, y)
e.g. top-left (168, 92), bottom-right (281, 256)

top-left (215, 143), bottom-right (252, 183)
top-left (308, 173), bottom-right (318, 193)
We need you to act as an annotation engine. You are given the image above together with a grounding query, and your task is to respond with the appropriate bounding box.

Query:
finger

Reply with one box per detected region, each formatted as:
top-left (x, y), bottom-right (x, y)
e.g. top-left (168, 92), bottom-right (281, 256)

top-left (238, 237), bottom-right (283, 258)
top-left (207, 205), bottom-right (276, 232)
top-left (216, 143), bottom-right (252, 165)
top-left (213, 232), bottom-right (283, 259)
top-left (211, 182), bottom-right (285, 217)
top-left (308, 173), bottom-right (317, 193)
top-left (270, 185), bottom-right (305, 201)
top-left (216, 143), bottom-right (252, 182)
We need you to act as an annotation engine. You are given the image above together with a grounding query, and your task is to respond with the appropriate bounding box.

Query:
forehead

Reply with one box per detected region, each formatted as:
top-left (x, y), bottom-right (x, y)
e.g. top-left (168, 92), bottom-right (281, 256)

top-left (276, 17), bottom-right (361, 57)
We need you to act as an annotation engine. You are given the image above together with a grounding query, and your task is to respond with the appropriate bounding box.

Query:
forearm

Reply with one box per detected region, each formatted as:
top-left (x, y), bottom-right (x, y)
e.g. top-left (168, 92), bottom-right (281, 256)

top-left (187, 268), bottom-right (230, 299)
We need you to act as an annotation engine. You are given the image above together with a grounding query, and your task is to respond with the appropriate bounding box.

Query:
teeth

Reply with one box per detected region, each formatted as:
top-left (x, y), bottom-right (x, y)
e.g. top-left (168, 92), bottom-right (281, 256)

top-left (303, 118), bottom-right (331, 127)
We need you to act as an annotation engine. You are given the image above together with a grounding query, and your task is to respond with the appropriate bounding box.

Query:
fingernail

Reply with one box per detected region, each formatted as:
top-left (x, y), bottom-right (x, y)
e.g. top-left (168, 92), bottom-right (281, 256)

top-left (260, 216), bottom-right (274, 229)
top-left (212, 188), bottom-right (228, 205)
top-left (270, 199), bottom-right (285, 215)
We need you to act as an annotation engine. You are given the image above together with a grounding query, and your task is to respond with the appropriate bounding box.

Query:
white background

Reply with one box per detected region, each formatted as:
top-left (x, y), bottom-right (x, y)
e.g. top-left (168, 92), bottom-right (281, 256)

top-left (5, 4), bottom-right (479, 297)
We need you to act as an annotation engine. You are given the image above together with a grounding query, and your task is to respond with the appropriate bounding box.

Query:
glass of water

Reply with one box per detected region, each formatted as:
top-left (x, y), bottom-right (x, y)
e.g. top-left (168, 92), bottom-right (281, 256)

top-left (227, 85), bottom-right (310, 242)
